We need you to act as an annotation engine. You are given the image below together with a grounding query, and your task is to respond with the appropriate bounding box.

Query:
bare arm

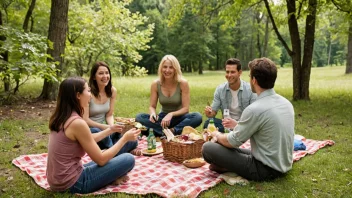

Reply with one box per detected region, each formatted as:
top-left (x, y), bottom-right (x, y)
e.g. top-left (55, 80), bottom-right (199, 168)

top-left (149, 80), bottom-right (159, 122)
top-left (211, 131), bottom-right (234, 148)
top-left (105, 86), bottom-right (117, 126)
top-left (66, 119), bottom-right (140, 166)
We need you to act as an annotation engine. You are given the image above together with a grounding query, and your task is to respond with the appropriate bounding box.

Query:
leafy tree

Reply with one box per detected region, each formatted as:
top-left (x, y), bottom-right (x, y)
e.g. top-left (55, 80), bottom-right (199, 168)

top-left (65, 0), bottom-right (154, 77)
top-left (0, 0), bottom-right (56, 102)
top-left (331, 0), bottom-right (352, 74)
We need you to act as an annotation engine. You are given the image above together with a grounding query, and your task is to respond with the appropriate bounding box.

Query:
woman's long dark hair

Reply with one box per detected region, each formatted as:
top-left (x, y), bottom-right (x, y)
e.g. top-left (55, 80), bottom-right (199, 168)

top-left (49, 77), bottom-right (86, 132)
top-left (89, 61), bottom-right (112, 98)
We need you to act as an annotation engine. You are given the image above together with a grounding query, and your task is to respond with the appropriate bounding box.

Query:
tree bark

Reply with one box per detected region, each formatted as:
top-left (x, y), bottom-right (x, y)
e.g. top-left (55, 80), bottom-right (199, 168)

top-left (0, 10), bottom-right (10, 92)
top-left (23, 0), bottom-right (36, 32)
top-left (346, 19), bottom-right (352, 74)
top-left (263, 16), bottom-right (269, 57)
top-left (300, 0), bottom-right (317, 100)
top-left (264, 0), bottom-right (316, 100)
top-left (286, 0), bottom-right (303, 100)
top-left (39, 0), bottom-right (69, 100)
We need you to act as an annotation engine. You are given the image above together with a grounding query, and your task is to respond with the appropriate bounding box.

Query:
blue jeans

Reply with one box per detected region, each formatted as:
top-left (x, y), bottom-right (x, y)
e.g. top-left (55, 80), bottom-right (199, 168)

top-left (203, 118), bottom-right (225, 133)
top-left (135, 112), bottom-right (202, 137)
top-left (69, 153), bottom-right (135, 194)
top-left (90, 128), bottom-right (138, 153)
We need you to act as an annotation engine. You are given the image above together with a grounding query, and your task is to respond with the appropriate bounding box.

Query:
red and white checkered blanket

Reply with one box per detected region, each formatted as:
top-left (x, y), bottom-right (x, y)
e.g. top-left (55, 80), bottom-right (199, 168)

top-left (12, 136), bottom-right (334, 197)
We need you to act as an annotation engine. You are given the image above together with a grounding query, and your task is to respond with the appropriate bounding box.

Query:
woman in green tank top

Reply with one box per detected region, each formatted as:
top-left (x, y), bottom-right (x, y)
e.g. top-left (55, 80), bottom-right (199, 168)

top-left (136, 55), bottom-right (202, 137)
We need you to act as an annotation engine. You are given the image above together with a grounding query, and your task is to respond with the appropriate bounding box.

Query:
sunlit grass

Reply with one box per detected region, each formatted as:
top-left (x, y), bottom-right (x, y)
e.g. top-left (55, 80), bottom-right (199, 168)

top-left (0, 66), bottom-right (351, 197)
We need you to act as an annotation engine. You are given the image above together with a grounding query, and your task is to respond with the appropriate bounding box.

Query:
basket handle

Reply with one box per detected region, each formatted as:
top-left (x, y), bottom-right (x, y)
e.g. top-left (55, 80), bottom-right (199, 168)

top-left (163, 128), bottom-right (174, 142)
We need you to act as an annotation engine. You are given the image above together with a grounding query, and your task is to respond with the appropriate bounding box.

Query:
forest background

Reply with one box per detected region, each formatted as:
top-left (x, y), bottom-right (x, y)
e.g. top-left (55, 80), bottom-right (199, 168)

top-left (0, 0), bottom-right (352, 103)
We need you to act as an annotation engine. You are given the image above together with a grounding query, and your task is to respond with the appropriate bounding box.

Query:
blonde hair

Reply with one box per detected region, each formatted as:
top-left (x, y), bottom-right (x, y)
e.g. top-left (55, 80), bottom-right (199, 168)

top-left (158, 55), bottom-right (183, 84)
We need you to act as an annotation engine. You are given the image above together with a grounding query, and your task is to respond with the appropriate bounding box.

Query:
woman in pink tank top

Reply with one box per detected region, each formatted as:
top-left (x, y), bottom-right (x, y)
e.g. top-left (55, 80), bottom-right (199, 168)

top-left (47, 77), bottom-right (141, 194)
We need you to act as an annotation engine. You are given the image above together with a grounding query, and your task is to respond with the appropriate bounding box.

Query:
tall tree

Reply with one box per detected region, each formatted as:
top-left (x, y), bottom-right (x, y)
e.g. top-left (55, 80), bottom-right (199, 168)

top-left (264, 0), bottom-right (317, 100)
top-left (22, 0), bottom-right (36, 32)
top-left (39, 0), bottom-right (69, 100)
top-left (331, 0), bottom-right (352, 74)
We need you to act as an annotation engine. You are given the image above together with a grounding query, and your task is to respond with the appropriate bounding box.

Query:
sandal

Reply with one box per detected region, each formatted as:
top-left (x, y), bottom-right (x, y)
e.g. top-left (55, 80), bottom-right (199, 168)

top-left (130, 148), bottom-right (142, 156)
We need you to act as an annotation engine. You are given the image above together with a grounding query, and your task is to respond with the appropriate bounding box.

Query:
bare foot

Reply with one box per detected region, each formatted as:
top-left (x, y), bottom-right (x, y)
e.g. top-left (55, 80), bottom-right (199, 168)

top-left (130, 148), bottom-right (142, 156)
top-left (209, 164), bottom-right (229, 174)
top-left (112, 175), bottom-right (129, 185)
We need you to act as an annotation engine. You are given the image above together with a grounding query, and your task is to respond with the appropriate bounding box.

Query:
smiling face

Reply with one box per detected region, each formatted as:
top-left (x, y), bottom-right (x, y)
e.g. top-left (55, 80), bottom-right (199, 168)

top-left (77, 83), bottom-right (91, 108)
top-left (161, 60), bottom-right (175, 80)
top-left (94, 66), bottom-right (110, 88)
top-left (225, 64), bottom-right (242, 87)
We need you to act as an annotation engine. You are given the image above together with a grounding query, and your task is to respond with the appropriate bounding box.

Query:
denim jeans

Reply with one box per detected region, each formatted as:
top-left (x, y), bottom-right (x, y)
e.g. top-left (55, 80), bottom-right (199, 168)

top-left (202, 142), bottom-right (283, 181)
top-left (90, 128), bottom-right (138, 153)
top-left (135, 112), bottom-right (202, 137)
top-left (203, 118), bottom-right (225, 133)
top-left (69, 153), bottom-right (135, 194)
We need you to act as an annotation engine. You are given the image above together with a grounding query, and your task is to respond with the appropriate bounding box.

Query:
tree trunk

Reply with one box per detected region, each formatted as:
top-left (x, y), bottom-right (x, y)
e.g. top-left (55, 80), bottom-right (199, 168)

top-left (0, 10), bottom-right (10, 92)
top-left (40, 0), bottom-right (69, 100)
top-left (264, 0), bottom-right (317, 100)
top-left (286, 0), bottom-right (303, 100)
top-left (263, 16), bottom-right (269, 57)
top-left (300, 0), bottom-right (317, 100)
top-left (346, 18), bottom-right (352, 74)
top-left (23, 0), bottom-right (36, 32)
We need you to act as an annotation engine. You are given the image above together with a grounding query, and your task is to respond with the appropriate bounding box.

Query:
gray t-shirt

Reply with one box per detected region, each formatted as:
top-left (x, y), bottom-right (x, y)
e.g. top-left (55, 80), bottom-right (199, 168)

top-left (227, 89), bottom-right (295, 173)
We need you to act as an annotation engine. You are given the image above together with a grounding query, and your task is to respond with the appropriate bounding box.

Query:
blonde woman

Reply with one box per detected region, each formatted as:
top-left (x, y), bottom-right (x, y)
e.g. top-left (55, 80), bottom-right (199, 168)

top-left (136, 55), bottom-right (202, 136)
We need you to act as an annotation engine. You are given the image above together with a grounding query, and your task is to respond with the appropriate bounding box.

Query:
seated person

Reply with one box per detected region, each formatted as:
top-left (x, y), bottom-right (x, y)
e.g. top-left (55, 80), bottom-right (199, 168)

top-left (83, 61), bottom-right (140, 155)
top-left (136, 55), bottom-right (202, 137)
top-left (204, 58), bottom-right (256, 132)
top-left (47, 77), bottom-right (141, 194)
top-left (202, 58), bottom-right (295, 181)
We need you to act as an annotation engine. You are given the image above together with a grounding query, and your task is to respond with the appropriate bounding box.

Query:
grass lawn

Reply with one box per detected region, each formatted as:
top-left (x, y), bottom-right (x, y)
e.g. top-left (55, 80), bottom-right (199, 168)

top-left (0, 66), bottom-right (351, 197)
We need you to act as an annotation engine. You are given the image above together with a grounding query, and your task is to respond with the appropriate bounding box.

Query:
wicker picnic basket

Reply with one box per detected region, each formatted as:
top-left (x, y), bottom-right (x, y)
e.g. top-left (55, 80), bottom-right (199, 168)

top-left (161, 138), bottom-right (205, 163)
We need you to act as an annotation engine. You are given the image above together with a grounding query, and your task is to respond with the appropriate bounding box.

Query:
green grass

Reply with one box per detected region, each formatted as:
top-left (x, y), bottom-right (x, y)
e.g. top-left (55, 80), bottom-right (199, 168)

top-left (1, 66), bottom-right (351, 197)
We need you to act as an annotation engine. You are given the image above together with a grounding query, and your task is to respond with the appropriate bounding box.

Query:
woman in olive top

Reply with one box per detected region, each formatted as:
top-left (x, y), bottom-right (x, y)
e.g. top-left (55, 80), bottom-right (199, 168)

top-left (136, 55), bottom-right (202, 137)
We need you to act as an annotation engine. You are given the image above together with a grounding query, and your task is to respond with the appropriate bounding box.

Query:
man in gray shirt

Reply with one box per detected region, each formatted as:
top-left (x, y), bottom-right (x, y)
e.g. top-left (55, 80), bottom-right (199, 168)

top-left (204, 58), bottom-right (256, 132)
top-left (202, 57), bottom-right (295, 181)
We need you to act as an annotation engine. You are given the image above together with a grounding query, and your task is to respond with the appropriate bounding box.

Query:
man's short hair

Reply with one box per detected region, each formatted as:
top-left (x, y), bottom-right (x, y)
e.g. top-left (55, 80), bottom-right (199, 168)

top-left (225, 58), bottom-right (241, 71)
top-left (248, 57), bottom-right (277, 89)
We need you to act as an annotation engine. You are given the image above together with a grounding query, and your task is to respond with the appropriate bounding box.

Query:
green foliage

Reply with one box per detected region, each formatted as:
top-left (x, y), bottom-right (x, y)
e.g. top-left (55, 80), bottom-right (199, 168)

top-left (65, 0), bottom-right (154, 77)
top-left (0, 26), bottom-right (58, 94)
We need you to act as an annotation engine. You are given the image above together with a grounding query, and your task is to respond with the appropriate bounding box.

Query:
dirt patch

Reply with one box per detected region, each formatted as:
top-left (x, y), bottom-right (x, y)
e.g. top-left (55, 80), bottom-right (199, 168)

top-left (0, 100), bottom-right (56, 122)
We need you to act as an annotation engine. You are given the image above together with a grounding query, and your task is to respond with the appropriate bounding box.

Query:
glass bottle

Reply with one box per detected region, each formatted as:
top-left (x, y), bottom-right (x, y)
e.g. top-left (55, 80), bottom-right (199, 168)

top-left (223, 109), bottom-right (230, 133)
top-left (147, 128), bottom-right (156, 153)
top-left (207, 118), bottom-right (216, 132)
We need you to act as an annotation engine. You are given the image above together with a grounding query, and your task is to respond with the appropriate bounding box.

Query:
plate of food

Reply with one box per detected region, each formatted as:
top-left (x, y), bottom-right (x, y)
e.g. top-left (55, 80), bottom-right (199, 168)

top-left (183, 158), bottom-right (206, 168)
top-left (142, 148), bottom-right (163, 156)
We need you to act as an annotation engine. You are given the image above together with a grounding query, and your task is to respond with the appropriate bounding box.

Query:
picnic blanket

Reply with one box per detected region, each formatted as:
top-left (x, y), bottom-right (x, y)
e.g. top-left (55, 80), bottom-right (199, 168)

top-left (12, 135), bottom-right (334, 197)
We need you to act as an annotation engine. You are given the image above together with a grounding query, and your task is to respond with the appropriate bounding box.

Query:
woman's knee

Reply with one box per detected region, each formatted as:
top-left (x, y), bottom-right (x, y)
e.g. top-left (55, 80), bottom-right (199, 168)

top-left (136, 113), bottom-right (148, 122)
top-left (120, 153), bottom-right (135, 168)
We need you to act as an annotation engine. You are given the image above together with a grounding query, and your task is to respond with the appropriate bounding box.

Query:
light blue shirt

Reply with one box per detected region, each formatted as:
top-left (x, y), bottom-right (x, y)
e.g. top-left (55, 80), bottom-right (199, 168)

top-left (227, 89), bottom-right (295, 173)
top-left (212, 79), bottom-right (257, 118)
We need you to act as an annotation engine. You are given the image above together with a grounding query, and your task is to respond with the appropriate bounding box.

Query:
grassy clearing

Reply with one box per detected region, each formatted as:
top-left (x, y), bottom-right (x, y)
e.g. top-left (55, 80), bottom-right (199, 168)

top-left (0, 66), bottom-right (351, 197)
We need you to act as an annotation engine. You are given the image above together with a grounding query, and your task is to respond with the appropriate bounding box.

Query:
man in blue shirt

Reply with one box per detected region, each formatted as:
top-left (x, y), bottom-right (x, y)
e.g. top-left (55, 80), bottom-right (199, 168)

top-left (204, 58), bottom-right (256, 132)
top-left (202, 57), bottom-right (295, 181)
